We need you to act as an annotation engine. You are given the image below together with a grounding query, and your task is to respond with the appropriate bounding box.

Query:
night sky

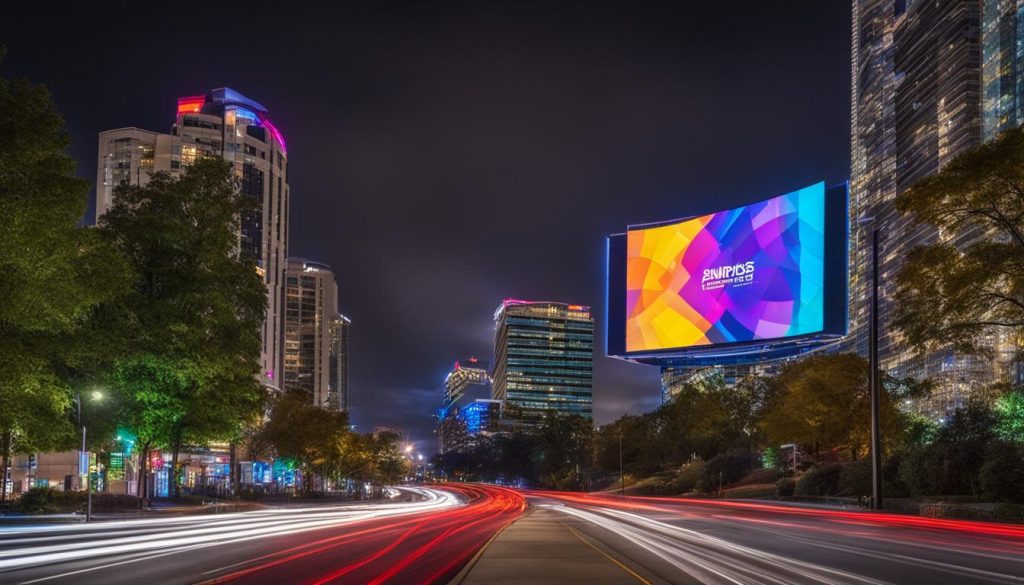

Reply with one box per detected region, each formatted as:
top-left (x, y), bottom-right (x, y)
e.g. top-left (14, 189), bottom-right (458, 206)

top-left (3, 2), bottom-right (851, 453)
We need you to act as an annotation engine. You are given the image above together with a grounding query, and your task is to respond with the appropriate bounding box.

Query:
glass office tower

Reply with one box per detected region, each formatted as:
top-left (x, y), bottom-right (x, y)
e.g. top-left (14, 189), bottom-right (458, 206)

top-left (492, 300), bottom-right (593, 426)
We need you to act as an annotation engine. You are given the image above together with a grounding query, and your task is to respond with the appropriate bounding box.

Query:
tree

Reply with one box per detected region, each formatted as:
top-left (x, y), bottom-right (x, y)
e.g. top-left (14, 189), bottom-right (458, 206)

top-left (899, 401), bottom-right (999, 497)
top-left (0, 49), bottom-right (129, 504)
top-left (260, 389), bottom-right (349, 493)
top-left (894, 126), bottom-right (1024, 355)
top-left (994, 387), bottom-right (1024, 443)
top-left (760, 354), bottom-right (905, 460)
top-left (534, 415), bottom-right (594, 490)
top-left (979, 441), bottom-right (1024, 502)
top-left (368, 431), bottom-right (407, 486)
top-left (99, 157), bottom-right (267, 499)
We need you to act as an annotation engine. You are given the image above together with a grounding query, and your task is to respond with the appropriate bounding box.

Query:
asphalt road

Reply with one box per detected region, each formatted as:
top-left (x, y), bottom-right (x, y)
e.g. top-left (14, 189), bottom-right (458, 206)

top-left (0, 484), bottom-right (525, 585)
top-left (524, 491), bottom-right (1024, 585)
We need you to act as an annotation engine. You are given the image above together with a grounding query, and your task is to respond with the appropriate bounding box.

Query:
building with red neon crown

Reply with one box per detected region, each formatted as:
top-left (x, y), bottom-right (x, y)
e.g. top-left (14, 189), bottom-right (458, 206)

top-left (96, 88), bottom-right (290, 393)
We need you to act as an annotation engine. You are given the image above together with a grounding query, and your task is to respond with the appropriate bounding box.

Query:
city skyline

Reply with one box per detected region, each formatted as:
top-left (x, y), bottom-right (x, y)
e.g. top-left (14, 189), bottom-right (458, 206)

top-left (1, 2), bottom-right (852, 450)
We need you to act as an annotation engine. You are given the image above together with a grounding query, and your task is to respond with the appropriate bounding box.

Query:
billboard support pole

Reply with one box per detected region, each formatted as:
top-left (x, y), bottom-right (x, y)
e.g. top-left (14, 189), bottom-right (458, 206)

top-left (870, 227), bottom-right (883, 511)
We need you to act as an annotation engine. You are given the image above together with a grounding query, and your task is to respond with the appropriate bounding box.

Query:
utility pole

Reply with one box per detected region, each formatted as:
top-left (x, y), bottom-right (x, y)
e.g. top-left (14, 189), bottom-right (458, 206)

top-left (618, 435), bottom-right (624, 498)
top-left (870, 227), bottom-right (883, 511)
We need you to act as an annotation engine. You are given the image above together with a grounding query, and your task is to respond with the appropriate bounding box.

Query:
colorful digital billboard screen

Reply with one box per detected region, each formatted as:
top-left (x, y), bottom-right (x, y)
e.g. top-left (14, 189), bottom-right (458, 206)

top-left (608, 181), bottom-right (846, 361)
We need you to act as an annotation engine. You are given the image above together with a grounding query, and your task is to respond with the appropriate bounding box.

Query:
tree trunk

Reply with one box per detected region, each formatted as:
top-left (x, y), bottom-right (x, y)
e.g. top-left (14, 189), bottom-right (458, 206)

top-left (1, 431), bottom-right (11, 508)
top-left (171, 430), bottom-right (182, 499)
top-left (138, 442), bottom-right (150, 510)
top-left (229, 442), bottom-right (238, 498)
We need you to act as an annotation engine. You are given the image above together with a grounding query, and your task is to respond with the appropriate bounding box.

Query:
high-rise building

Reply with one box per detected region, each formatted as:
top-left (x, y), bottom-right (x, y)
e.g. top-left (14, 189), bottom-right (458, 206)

top-left (284, 258), bottom-right (342, 410)
top-left (97, 88), bottom-right (289, 391)
top-left (437, 359), bottom-right (497, 452)
top-left (851, 0), bottom-right (1019, 418)
top-left (660, 364), bottom-right (778, 404)
top-left (330, 314), bottom-right (352, 412)
top-left (983, 0), bottom-right (1024, 141)
top-left (492, 300), bottom-right (593, 426)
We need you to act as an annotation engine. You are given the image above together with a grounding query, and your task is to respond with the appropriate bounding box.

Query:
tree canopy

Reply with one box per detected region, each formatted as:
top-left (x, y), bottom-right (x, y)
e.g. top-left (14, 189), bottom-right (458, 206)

top-left (0, 49), bottom-right (129, 464)
top-left (895, 126), bottom-right (1024, 356)
top-left (98, 157), bottom-right (267, 493)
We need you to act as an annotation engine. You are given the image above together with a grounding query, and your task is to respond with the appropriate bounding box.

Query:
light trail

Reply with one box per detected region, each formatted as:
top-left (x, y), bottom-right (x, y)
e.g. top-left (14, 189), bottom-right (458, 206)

top-left (206, 483), bottom-right (526, 585)
top-left (536, 491), bottom-right (1024, 540)
top-left (546, 504), bottom-right (894, 585)
top-left (0, 487), bottom-right (460, 573)
top-left (534, 490), bottom-right (1024, 585)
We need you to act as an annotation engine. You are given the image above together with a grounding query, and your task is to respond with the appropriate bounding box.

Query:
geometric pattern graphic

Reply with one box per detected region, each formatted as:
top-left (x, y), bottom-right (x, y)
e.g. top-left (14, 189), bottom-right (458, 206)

top-left (626, 182), bottom-right (825, 352)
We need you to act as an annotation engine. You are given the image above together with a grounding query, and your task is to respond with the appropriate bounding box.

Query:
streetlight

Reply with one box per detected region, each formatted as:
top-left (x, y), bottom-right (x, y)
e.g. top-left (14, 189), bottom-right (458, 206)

top-left (859, 215), bottom-right (883, 511)
top-left (75, 389), bottom-right (104, 522)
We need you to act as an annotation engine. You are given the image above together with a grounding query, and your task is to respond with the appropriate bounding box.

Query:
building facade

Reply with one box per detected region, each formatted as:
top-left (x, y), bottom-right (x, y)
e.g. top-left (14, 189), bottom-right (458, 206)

top-left (492, 300), bottom-right (593, 426)
top-left (660, 363), bottom-right (779, 404)
top-left (97, 88), bottom-right (289, 391)
top-left (437, 359), bottom-right (497, 452)
top-left (851, 0), bottom-right (1021, 418)
top-left (284, 258), bottom-right (343, 410)
top-left (330, 314), bottom-right (352, 412)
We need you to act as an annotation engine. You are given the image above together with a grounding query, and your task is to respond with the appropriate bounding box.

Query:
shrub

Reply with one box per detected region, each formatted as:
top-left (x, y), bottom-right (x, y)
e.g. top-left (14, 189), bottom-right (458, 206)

top-left (794, 463), bottom-right (842, 497)
top-left (980, 441), bottom-right (1024, 503)
top-left (838, 459), bottom-right (872, 497)
top-left (16, 487), bottom-right (68, 514)
top-left (673, 460), bottom-right (704, 494)
top-left (776, 478), bottom-right (796, 497)
top-left (15, 488), bottom-right (140, 514)
top-left (700, 450), bottom-right (757, 493)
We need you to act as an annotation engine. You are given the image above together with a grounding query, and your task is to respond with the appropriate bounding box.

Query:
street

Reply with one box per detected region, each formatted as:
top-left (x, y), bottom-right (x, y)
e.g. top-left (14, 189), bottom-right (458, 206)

top-left (3, 486), bottom-right (1023, 584)
top-left (499, 492), bottom-right (1024, 585)
top-left (0, 485), bottom-right (524, 585)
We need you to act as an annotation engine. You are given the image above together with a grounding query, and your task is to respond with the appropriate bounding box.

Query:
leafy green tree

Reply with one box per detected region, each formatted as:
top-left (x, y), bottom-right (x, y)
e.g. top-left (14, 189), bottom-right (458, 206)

top-left (534, 414), bottom-right (594, 490)
top-left (994, 387), bottom-right (1024, 443)
top-left (99, 157), bottom-right (267, 498)
top-left (368, 431), bottom-right (407, 486)
top-left (979, 441), bottom-right (1024, 502)
top-left (899, 401), bottom-right (999, 497)
top-left (0, 49), bottom-right (129, 504)
top-left (894, 126), bottom-right (1024, 354)
top-left (260, 389), bottom-right (349, 493)
top-left (760, 354), bottom-right (905, 461)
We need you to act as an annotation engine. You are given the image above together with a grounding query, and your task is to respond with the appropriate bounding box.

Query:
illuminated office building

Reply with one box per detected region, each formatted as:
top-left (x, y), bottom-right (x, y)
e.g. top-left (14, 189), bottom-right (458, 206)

top-left (330, 314), bottom-right (352, 412)
top-left (437, 359), bottom-right (497, 453)
top-left (851, 0), bottom-right (1020, 418)
top-left (660, 364), bottom-right (778, 404)
top-left (284, 258), bottom-right (343, 411)
top-left (983, 0), bottom-right (1024, 141)
top-left (492, 300), bottom-right (593, 426)
top-left (97, 88), bottom-right (289, 391)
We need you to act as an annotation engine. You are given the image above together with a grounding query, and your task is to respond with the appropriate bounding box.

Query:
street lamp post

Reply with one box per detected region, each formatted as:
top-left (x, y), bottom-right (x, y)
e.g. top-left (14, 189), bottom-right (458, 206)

top-left (75, 390), bottom-right (103, 522)
top-left (76, 394), bottom-right (91, 523)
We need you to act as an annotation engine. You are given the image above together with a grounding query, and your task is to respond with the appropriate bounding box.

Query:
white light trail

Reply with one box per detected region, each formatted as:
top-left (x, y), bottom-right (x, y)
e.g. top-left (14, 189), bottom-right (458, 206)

top-left (546, 504), bottom-right (893, 585)
top-left (0, 487), bottom-right (460, 573)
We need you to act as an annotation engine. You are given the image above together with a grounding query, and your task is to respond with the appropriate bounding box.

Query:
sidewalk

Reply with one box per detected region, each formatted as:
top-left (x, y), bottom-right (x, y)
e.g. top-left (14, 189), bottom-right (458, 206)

top-left (452, 506), bottom-right (650, 585)
top-left (0, 502), bottom-right (263, 525)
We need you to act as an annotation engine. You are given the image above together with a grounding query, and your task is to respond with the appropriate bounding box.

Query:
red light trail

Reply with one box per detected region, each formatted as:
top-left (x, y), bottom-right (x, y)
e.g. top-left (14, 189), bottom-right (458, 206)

top-left (204, 484), bottom-right (525, 585)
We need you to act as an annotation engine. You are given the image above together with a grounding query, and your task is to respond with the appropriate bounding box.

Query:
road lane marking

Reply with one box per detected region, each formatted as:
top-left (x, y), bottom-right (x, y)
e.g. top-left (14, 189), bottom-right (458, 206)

top-left (564, 523), bottom-right (652, 585)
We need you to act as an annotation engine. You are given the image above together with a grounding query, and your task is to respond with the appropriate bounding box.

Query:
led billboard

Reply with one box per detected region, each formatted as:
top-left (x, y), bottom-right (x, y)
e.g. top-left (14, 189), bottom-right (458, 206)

top-left (606, 181), bottom-right (847, 365)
